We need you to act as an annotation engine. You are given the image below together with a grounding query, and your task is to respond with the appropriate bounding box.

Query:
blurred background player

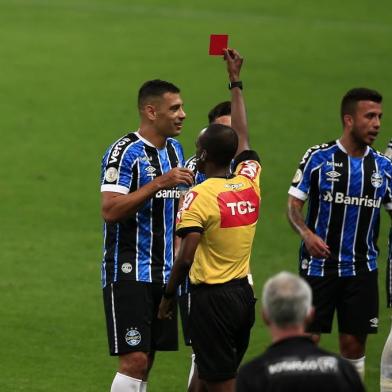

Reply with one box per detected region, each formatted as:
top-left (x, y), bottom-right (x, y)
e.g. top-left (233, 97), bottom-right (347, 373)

top-left (184, 101), bottom-right (232, 185)
top-left (159, 48), bottom-right (261, 392)
top-left (100, 79), bottom-right (193, 392)
top-left (287, 88), bottom-right (392, 380)
top-left (237, 272), bottom-right (365, 392)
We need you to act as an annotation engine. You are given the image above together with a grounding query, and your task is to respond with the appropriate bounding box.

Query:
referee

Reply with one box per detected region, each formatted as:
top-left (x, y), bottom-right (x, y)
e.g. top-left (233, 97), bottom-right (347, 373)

top-left (159, 48), bottom-right (260, 392)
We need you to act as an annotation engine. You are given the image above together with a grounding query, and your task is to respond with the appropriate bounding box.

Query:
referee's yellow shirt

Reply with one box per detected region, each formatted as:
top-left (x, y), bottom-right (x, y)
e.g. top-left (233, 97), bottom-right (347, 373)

top-left (176, 158), bottom-right (261, 285)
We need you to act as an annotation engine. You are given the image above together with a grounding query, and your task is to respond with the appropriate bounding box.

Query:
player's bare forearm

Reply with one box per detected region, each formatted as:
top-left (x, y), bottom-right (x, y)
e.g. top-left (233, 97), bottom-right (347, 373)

top-left (288, 195), bottom-right (330, 258)
top-left (287, 195), bottom-right (311, 239)
top-left (101, 181), bottom-right (160, 222)
top-left (224, 48), bottom-right (249, 155)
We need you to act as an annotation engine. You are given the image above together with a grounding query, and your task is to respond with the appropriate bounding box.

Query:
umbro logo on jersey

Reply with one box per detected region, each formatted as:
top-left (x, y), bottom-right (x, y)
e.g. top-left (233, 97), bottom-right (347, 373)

top-left (323, 191), bottom-right (382, 208)
top-left (370, 317), bottom-right (378, 328)
top-left (145, 166), bottom-right (156, 177)
top-left (326, 170), bottom-right (341, 182)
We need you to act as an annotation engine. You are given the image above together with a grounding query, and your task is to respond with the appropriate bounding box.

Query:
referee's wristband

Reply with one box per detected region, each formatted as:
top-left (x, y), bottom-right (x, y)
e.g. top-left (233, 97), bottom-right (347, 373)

top-left (163, 290), bottom-right (176, 299)
top-left (228, 81), bottom-right (243, 90)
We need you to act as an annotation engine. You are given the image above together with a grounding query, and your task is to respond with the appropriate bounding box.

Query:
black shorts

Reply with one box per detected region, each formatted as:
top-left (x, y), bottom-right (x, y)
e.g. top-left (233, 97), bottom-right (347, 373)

top-left (302, 270), bottom-right (379, 335)
top-left (103, 280), bottom-right (178, 355)
top-left (189, 278), bottom-right (256, 382)
top-left (178, 293), bottom-right (192, 346)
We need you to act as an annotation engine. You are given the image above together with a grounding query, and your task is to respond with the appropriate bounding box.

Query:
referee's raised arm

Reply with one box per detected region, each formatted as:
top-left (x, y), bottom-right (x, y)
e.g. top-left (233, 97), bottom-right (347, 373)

top-left (224, 48), bottom-right (249, 156)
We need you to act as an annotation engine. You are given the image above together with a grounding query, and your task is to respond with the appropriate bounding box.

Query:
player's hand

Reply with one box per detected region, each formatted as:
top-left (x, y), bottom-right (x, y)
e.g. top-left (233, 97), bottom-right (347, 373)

top-left (303, 231), bottom-right (331, 259)
top-left (158, 297), bottom-right (175, 320)
top-left (154, 167), bottom-right (194, 190)
top-left (223, 48), bottom-right (243, 81)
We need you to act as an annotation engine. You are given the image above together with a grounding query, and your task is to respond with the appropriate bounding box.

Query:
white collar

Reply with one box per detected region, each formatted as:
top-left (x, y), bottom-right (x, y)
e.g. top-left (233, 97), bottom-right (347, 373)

top-left (336, 139), bottom-right (370, 157)
top-left (135, 131), bottom-right (162, 149)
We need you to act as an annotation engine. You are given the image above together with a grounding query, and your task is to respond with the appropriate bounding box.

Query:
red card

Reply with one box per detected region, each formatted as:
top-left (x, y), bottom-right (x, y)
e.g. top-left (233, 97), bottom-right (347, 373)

top-left (209, 34), bottom-right (228, 55)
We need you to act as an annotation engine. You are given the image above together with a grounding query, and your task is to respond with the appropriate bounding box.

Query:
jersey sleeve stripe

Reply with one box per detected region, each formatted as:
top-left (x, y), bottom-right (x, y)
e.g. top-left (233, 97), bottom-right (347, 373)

top-left (288, 186), bottom-right (307, 200)
top-left (101, 184), bottom-right (129, 194)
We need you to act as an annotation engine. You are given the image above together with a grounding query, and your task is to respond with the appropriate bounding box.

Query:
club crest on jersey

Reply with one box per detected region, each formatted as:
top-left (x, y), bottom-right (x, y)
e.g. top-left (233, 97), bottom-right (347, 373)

top-left (292, 169), bottom-right (302, 184)
top-left (301, 259), bottom-right (309, 270)
top-left (121, 263), bottom-right (132, 274)
top-left (125, 328), bottom-right (141, 346)
top-left (105, 167), bottom-right (118, 183)
top-left (371, 172), bottom-right (383, 188)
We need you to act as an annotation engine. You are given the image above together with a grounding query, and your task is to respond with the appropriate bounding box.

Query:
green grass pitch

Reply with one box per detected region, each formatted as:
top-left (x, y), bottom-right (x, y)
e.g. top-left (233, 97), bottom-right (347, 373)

top-left (1, 0), bottom-right (392, 390)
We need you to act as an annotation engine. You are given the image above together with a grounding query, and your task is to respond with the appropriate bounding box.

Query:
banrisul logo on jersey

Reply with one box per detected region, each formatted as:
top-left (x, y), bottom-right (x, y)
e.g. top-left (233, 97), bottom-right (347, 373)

top-left (323, 191), bottom-right (382, 208)
top-left (155, 188), bottom-right (183, 199)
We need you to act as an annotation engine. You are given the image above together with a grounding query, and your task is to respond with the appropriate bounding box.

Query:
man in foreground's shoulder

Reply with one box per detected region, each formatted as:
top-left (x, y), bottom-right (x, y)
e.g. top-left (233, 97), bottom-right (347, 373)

top-left (236, 271), bottom-right (366, 392)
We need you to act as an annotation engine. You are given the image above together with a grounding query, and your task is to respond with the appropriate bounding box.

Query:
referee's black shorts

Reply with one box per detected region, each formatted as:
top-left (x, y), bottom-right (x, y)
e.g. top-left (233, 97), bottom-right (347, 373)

top-left (189, 278), bottom-right (256, 382)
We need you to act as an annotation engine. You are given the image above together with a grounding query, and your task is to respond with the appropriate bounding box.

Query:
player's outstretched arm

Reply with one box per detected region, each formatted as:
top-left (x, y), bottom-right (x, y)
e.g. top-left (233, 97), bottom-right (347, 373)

top-left (287, 195), bottom-right (330, 259)
top-left (224, 48), bottom-right (249, 155)
top-left (101, 167), bottom-right (193, 222)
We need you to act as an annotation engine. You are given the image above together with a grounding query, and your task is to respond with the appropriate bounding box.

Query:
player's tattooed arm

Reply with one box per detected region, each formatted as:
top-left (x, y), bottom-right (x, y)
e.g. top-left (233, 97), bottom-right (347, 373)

top-left (287, 195), bottom-right (330, 259)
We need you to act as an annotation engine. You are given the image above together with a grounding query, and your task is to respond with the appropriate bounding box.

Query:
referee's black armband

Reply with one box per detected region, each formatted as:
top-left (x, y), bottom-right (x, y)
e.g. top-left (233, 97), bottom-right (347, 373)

top-left (176, 226), bottom-right (204, 238)
top-left (233, 150), bottom-right (260, 169)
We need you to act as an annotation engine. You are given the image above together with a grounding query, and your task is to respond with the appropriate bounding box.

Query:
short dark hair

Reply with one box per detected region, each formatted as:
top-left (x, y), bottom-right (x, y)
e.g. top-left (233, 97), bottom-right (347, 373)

top-left (138, 79), bottom-right (180, 110)
top-left (341, 87), bottom-right (382, 123)
top-left (208, 101), bottom-right (231, 124)
top-left (199, 123), bottom-right (238, 166)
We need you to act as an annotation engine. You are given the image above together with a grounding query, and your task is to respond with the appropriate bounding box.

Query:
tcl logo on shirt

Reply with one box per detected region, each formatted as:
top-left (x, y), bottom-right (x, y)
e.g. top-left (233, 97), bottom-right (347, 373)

top-left (218, 188), bottom-right (259, 228)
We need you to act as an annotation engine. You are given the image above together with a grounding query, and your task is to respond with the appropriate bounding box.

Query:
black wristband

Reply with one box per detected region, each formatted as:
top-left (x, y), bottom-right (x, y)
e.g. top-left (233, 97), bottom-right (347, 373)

top-left (228, 81), bottom-right (243, 90)
top-left (163, 290), bottom-right (176, 299)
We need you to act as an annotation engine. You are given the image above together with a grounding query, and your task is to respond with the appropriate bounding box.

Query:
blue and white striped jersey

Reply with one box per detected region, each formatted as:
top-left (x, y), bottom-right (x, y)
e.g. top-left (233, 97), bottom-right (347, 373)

top-left (289, 140), bottom-right (392, 277)
top-left (100, 131), bottom-right (185, 287)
